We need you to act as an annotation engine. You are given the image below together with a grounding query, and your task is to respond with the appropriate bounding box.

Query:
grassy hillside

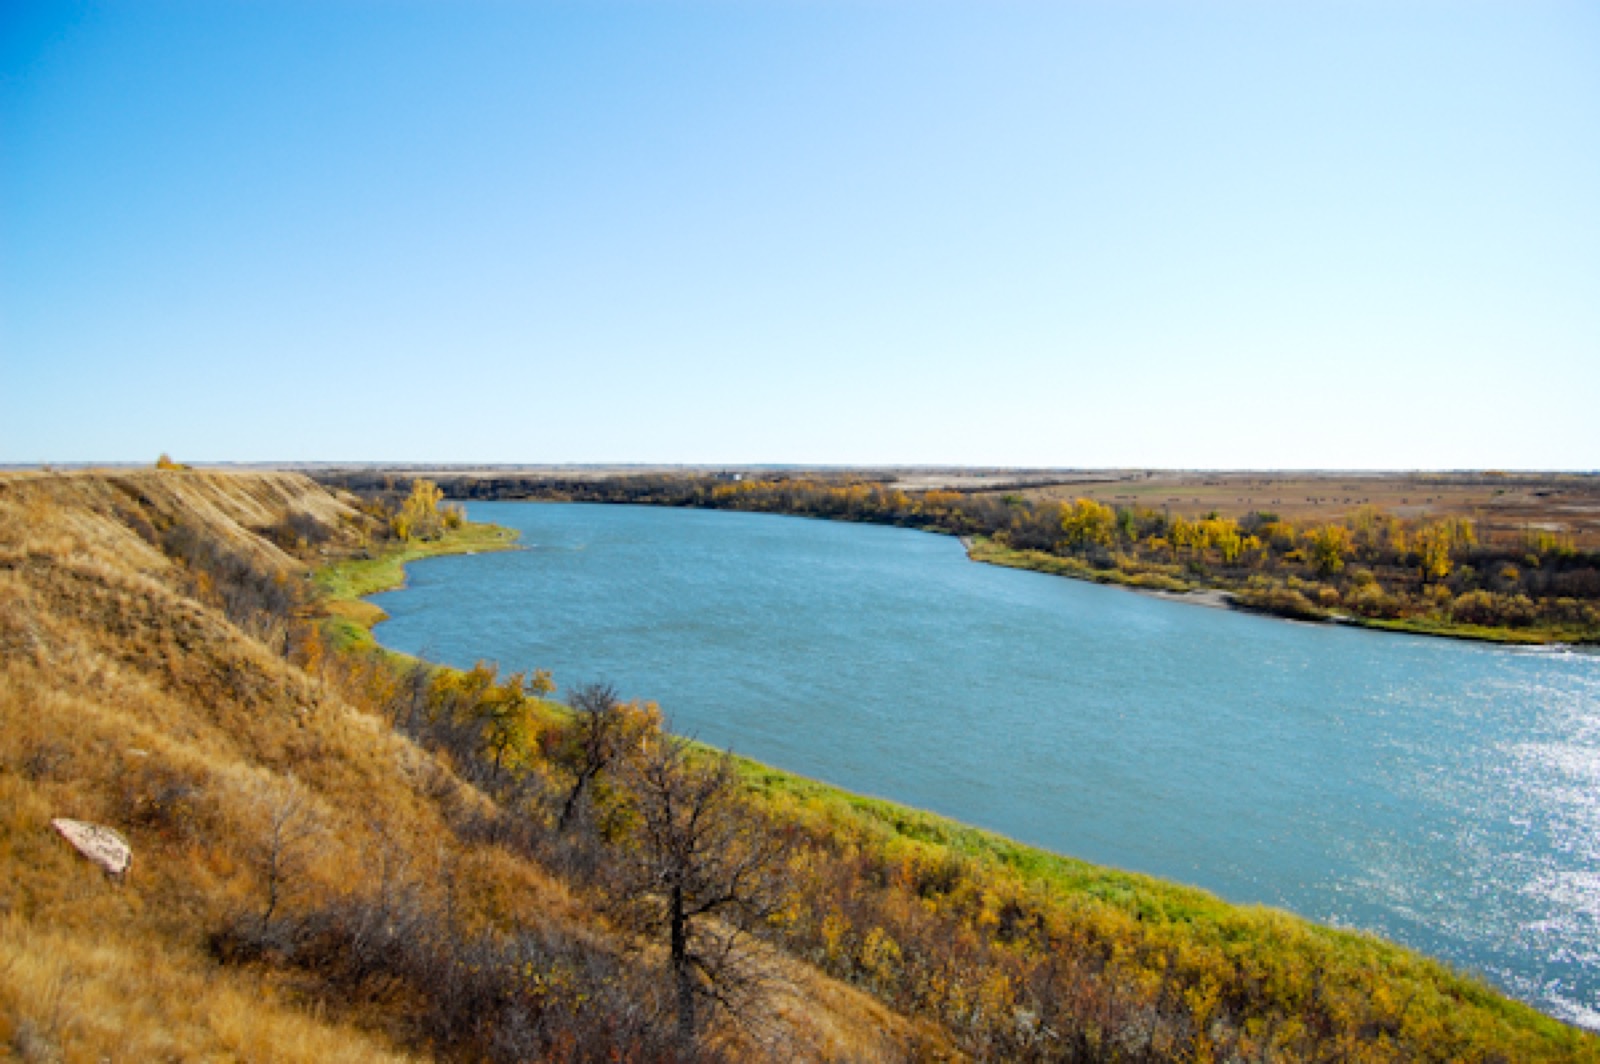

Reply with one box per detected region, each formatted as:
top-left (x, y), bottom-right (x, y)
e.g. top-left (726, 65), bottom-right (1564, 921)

top-left (3, 470), bottom-right (1596, 1062)
top-left (0, 472), bottom-right (918, 1062)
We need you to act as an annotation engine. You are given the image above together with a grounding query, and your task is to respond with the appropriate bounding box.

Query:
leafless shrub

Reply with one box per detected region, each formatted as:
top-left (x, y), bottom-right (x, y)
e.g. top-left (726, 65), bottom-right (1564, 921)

top-left (161, 522), bottom-right (304, 636)
top-left (610, 736), bottom-right (793, 1045)
top-left (384, 661), bottom-right (435, 736)
top-left (287, 510), bottom-right (332, 547)
top-left (242, 775), bottom-right (326, 934)
top-left (215, 880), bottom-right (722, 1062)
top-left (18, 739), bottom-right (71, 782)
top-left (118, 759), bottom-right (208, 841)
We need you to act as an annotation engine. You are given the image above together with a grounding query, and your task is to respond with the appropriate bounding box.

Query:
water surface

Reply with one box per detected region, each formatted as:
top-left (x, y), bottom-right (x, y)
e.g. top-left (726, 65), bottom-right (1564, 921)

top-left (372, 502), bottom-right (1600, 1028)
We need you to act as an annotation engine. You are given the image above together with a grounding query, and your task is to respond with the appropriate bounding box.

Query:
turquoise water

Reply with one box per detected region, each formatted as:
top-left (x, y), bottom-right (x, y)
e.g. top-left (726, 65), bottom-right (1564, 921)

top-left (371, 501), bottom-right (1600, 1028)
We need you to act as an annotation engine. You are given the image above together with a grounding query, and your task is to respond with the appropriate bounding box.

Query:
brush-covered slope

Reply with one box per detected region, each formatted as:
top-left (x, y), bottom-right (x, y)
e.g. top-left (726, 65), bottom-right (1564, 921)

top-left (0, 472), bottom-right (916, 1062)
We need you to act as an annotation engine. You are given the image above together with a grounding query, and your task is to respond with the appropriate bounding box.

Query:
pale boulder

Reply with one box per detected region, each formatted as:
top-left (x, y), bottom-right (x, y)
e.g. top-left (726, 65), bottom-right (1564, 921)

top-left (51, 818), bottom-right (132, 879)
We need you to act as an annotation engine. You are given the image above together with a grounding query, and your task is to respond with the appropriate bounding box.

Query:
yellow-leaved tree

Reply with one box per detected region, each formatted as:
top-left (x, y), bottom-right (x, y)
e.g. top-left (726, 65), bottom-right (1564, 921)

top-left (1059, 498), bottom-right (1117, 551)
top-left (1413, 523), bottom-right (1453, 582)
top-left (1308, 524), bottom-right (1353, 576)
top-left (391, 479), bottom-right (446, 541)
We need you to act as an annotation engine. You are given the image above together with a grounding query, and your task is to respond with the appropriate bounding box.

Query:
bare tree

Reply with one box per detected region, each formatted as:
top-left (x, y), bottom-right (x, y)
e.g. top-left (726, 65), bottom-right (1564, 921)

top-left (245, 775), bottom-right (325, 932)
top-left (612, 735), bottom-right (791, 1045)
top-left (554, 683), bottom-right (653, 831)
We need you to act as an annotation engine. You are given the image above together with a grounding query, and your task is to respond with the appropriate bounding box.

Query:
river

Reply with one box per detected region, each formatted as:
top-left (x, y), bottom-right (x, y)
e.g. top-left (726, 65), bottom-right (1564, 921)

top-left (370, 501), bottom-right (1600, 1029)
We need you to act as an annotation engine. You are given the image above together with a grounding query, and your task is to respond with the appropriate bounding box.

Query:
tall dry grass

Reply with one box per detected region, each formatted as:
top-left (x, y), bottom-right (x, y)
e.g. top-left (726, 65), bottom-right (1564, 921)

top-left (0, 471), bottom-right (912, 1062)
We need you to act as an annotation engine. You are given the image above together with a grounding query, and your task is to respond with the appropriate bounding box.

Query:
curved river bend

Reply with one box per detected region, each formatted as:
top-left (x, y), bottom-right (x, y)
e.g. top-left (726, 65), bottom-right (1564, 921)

top-left (371, 502), bottom-right (1600, 1029)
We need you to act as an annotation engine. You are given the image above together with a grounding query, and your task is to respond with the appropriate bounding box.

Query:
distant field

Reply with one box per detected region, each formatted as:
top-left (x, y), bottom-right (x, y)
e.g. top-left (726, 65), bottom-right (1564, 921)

top-left (951, 472), bottom-right (1600, 549)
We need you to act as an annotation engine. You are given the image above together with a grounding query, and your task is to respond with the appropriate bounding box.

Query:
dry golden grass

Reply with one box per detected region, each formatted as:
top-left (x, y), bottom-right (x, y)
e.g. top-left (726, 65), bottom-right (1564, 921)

top-left (0, 915), bottom-right (415, 1063)
top-left (0, 474), bottom-right (523, 1058)
top-left (0, 471), bottom-right (927, 1062)
top-left (754, 943), bottom-right (961, 1062)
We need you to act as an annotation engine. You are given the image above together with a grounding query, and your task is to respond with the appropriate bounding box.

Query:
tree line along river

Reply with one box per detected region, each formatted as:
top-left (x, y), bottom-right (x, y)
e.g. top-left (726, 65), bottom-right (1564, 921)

top-left (369, 501), bottom-right (1600, 1030)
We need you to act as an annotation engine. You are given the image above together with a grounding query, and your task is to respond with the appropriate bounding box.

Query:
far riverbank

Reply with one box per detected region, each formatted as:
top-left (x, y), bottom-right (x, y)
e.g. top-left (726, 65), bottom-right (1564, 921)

top-left (310, 471), bottom-right (1600, 649)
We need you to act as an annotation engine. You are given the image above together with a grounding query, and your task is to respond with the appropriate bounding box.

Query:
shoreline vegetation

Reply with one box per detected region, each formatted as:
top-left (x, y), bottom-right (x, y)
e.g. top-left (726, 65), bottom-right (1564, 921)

top-left (314, 518), bottom-right (518, 650)
top-left (4, 469), bottom-right (1597, 1060)
top-left (313, 471), bottom-right (1600, 647)
top-left (962, 536), bottom-right (1573, 646)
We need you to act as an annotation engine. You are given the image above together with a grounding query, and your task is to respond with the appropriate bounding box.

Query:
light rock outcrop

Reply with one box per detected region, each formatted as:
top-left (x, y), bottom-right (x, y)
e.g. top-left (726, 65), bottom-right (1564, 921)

top-left (51, 818), bottom-right (132, 878)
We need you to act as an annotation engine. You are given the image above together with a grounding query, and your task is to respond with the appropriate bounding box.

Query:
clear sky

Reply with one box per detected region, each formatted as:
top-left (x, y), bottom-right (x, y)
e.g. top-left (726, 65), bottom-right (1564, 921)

top-left (3, 1), bottom-right (1597, 469)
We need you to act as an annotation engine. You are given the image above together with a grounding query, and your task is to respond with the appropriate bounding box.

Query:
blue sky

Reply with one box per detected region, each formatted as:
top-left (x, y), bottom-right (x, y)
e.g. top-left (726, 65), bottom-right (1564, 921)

top-left (3, 1), bottom-right (1597, 468)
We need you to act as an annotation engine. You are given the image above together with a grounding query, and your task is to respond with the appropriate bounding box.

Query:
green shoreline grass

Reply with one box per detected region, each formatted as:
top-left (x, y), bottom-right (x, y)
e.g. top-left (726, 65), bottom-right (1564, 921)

top-left (313, 521), bottom-right (518, 650)
top-left (314, 521), bottom-right (519, 601)
top-left (309, 520), bottom-right (1597, 1056)
top-left (966, 535), bottom-right (1194, 593)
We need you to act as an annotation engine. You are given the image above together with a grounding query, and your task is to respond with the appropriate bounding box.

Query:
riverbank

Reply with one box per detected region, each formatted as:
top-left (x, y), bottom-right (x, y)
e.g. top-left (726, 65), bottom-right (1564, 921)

top-left (313, 520), bottom-right (519, 649)
top-left (963, 534), bottom-right (1589, 645)
top-left (960, 535), bottom-right (1240, 611)
top-left (324, 515), bottom-right (1600, 1054)
top-left (309, 470), bottom-right (1597, 648)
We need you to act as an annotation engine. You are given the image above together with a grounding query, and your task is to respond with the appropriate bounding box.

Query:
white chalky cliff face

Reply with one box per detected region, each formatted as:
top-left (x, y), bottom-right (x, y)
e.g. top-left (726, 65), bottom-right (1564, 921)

top-left (52, 818), bottom-right (132, 878)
